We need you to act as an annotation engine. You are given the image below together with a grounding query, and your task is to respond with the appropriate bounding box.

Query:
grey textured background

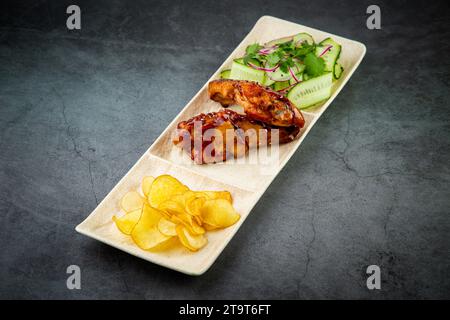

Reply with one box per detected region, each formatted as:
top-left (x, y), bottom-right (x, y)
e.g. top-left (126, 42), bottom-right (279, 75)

top-left (1, 0), bottom-right (449, 299)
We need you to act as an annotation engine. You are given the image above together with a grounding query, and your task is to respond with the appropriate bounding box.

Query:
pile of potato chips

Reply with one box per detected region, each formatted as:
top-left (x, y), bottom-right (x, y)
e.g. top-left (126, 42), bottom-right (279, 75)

top-left (113, 175), bottom-right (240, 252)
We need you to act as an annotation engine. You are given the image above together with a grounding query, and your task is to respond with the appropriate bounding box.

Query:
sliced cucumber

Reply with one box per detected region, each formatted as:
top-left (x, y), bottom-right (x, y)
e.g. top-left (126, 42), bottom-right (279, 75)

top-left (263, 73), bottom-right (275, 86)
top-left (287, 72), bottom-right (333, 109)
top-left (288, 63), bottom-right (305, 84)
top-left (293, 33), bottom-right (314, 46)
top-left (333, 63), bottom-right (344, 79)
top-left (235, 58), bottom-right (261, 67)
top-left (269, 66), bottom-right (291, 81)
top-left (273, 81), bottom-right (291, 91)
top-left (264, 36), bottom-right (293, 47)
top-left (268, 63), bottom-right (304, 82)
top-left (229, 60), bottom-right (265, 84)
top-left (289, 72), bottom-right (303, 85)
top-left (220, 69), bottom-right (231, 79)
top-left (316, 38), bottom-right (341, 72)
top-left (295, 63), bottom-right (306, 74)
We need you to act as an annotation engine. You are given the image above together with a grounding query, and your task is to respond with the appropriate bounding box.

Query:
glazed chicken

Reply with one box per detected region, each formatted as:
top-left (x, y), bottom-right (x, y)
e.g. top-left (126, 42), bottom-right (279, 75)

top-left (173, 80), bottom-right (305, 164)
top-left (208, 79), bottom-right (305, 128)
top-left (173, 109), bottom-right (300, 164)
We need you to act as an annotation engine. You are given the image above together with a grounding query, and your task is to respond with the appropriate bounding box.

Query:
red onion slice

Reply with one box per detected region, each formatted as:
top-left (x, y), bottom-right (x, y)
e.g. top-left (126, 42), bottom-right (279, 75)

top-left (248, 62), bottom-right (279, 72)
top-left (319, 45), bottom-right (333, 57)
top-left (258, 45), bottom-right (278, 55)
top-left (288, 67), bottom-right (300, 83)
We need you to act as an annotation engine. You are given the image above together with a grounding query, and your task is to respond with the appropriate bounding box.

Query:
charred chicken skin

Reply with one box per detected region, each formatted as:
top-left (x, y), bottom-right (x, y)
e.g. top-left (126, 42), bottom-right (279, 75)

top-left (173, 80), bottom-right (305, 164)
top-left (208, 79), bottom-right (305, 128)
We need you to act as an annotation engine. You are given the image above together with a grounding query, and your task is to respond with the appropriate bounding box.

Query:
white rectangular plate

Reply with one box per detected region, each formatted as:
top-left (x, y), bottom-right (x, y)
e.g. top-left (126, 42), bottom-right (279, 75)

top-left (76, 16), bottom-right (366, 275)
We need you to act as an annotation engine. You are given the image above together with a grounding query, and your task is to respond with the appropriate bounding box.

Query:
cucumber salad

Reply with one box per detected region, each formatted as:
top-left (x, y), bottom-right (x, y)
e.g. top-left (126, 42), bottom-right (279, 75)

top-left (220, 33), bottom-right (343, 109)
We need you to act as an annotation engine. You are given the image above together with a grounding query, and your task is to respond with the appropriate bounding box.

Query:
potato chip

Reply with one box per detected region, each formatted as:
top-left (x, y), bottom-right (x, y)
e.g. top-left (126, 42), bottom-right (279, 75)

top-left (175, 212), bottom-right (192, 224)
top-left (120, 190), bottom-right (145, 213)
top-left (176, 225), bottom-right (207, 251)
top-left (113, 174), bottom-right (239, 253)
top-left (157, 217), bottom-right (177, 237)
top-left (185, 197), bottom-right (206, 216)
top-left (149, 236), bottom-right (179, 251)
top-left (193, 215), bottom-right (203, 226)
top-left (168, 191), bottom-right (196, 209)
top-left (141, 176), bottom-right (155, 197)
top-left (196, 191), bottom-right (232, 203)
top-left (157, 190), bottom-right (197, 216)
top-left (134, 226), bottom-right (172, 250)
top-left (148, 175), bottom-right (189, 207)
top-left (158, 199), bottom-right (186, 216)
top-left (190, 222), bottom-right (206, 235)
top-left (112, 209), bottom-right (142, 235)
top-left (203, 223), bottom-right (219, 231)
top-left (171, 213), bottom-right (205, 235)
top-left (200, 199), bottom-right (240, 228)
top-left (131, 203), bottom-right (171, 250)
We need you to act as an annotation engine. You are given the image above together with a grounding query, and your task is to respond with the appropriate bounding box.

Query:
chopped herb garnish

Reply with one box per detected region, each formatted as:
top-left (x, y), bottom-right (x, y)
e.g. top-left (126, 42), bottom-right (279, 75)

top-left (266, 52), bottom-right (280, 66)
top-left (245, 43), bottom-right (263, 56)
top-left (303, 52), bottom-right (325, 77)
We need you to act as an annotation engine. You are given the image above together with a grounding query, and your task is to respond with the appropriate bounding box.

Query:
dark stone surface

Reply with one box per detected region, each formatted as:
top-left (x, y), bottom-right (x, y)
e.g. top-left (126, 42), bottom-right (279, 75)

top-left (0, 0), bottom-right (449, 299)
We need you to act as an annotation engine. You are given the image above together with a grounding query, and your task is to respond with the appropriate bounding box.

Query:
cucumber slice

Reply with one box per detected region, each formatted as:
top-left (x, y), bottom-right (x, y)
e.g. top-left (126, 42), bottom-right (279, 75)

top-left (263, 73), bottom-right (275, 86)
top-left (268, 63), bottom-right (304, 82)
top-left (287, 72), bottom-right (333, 109)
top-left (289, 72), bottom-right (303, 85)
top-left (269, 66), bottom-right (291, 81)
top-left (229, 60), bottom-right (265, 84)
top-left (220, 69), bottom-right (231, 79)
top-left (333, 63), bottom-right (344, 79)
top-left (273, 81), bottom-right (291, 91)
top-left (235, 58), bottom-right (261, 67)
top-left (294, 63), bottom-right (305, 74)
top-left (316, 38), bottom-right (341, 72)
top-left (264, 36), bottom-right (293, 47)
top-left (293, 33), bottom-right (314, 46)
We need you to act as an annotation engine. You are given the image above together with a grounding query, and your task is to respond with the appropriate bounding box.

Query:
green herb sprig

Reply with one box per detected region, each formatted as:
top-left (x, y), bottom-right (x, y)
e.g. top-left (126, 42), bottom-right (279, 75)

top-left (242, 40), bottom-right (325, 77)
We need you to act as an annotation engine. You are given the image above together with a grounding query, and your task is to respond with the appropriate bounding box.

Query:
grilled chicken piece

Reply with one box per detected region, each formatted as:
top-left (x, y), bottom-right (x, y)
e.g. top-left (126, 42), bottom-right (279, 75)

top-left (208, 79), bottom-right (305, 128)
top-left (173, 109), bottom-right (300, 164)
